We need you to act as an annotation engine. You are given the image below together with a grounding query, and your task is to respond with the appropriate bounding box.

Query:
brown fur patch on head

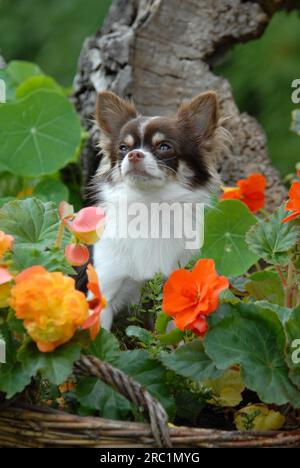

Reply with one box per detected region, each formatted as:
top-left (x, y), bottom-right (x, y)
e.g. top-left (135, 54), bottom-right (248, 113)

top-left (177, 92), bottom-right (218, 137)
top-left (96, 91), bottom-right (137, 136)
top-left (95, 91), bottom-right (138, 160)
top-left (176, 92), bottom-right (231, 184)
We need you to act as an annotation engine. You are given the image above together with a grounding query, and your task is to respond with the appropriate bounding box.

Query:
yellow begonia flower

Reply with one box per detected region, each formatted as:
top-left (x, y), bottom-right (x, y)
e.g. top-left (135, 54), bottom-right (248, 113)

top-left (234, 404), bottom-right (285, 431)
top-left (204, 368), bottom-right (245, 407)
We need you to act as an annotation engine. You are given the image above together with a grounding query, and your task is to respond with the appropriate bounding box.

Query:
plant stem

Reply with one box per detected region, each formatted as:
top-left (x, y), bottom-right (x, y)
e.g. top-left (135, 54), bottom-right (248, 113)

top-left (285, 260), bottom-right (295, 308)
top-left (275, 265), bottom-right (287, 287)
top-left (55, 221), bottom-right (65, 249)
top-left (255, 262), bottom-right (261, 271)
top-left (259, 208), bottom-right (270, 219)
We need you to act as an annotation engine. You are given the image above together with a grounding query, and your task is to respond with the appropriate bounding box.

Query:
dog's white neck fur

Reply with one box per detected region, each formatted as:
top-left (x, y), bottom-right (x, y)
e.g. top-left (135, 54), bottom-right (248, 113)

top-left (93, 174), bottom-right (213, 330)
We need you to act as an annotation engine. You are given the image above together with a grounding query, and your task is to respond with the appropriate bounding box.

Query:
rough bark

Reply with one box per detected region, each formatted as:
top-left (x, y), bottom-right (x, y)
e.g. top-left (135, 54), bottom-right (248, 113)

top-left (73, 0), bottom-right (299, 208)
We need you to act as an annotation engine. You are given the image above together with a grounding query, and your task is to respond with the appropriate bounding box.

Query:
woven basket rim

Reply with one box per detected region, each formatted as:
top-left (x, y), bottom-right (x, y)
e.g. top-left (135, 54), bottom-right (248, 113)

top-left (1, 355), bottom-right (300, 448)
top-left (1, 402), bottom-right (300, 448)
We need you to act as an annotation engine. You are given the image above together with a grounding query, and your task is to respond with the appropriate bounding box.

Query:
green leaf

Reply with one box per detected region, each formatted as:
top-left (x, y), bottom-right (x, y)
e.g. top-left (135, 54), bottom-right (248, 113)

top-left (204, 302), bottom-right (300, 407)
top-left (0, 363), bottom-right (33, 398)
top-left (12, 245), bottom-right (75, 275)
top-left (160, 341), bottom-right (220, 381)
top-left (291, 109), bottom-right (300, 135)
top-left (254, 301), bottom-right (292, 324)
top-left (0, 61), bottom-right (44, 102)
top-left (0, 324), bottom-right (33, 398)
top-left (116, 350), bottom-right (175, 417)
top-left (126, 326), bottom-right (153, 346)
top-left (16, 75), bottom-right (63, 99)
top-left (5, 61), bottom-right (43, 87)
top-left (155, 312), bottom-right (171, 334)
top-left (33, 178), bottom-right (69, 205)
top-left (18, 341), bottom-right (81, 385)
top-left (0, 197), bottom-right (59, 250)
top-left (0, 89), bottom-right (81, 177)
top-left (284, 306), bottom-right (300, 389)
top-left (0, 172), bottom-right (23, 197)
top-left (84, 329), bottom-right (120, 364)
top-left (157, 328), bottom-right (184, 345)
top-left (7, 310), bottom-right (26, 335)
top-left (77, 349), bottom-right (175, 420)
top-left (0, 197), bottom-right (14, 208)
top-left (201, 200), bottom-right (259, 276)
top-left (246, 205), bottom-right (299, 265)
top-left (76, 378), bottom-right (131, 420)
top-left (0, 69), bottom-right (15, 101)
top-left (245, 271), bottom-right (285, 305)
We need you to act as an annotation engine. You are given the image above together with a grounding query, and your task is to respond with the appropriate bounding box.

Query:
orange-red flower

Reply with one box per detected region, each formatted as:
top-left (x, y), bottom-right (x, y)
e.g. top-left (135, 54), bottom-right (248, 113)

top-left (162, 259), bottom-right (229, 337)
top-left (10, 266), bottom-right (89, 352)
top-left (82, 264), bottom-right (106, 339)
top-left (0, 231), bottom-right (14, 259)
top-left (220, 173), bottom-right (266, 213)
top-left (64, 243), bottom-right (90, 266)
top-left (282, 172), bottom-right (300, 223)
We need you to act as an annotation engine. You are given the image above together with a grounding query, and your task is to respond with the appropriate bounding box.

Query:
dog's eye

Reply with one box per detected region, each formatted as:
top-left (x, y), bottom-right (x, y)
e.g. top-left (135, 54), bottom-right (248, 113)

top-left (119, 144), bottom-right (128, 152)
top-left (158, 143), bottom-right (172, 152)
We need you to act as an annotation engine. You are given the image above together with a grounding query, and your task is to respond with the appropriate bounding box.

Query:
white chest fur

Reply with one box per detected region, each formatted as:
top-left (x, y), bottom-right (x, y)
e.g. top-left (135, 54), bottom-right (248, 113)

top-left (92, 180), bottom-right (211, 329)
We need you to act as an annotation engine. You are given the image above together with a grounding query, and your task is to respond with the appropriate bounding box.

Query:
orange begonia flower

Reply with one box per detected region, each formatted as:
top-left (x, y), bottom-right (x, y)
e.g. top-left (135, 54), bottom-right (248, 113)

top-left (220, 173), bottom-right (266, 213)
top-left (64, 243), bottom-right (90, 266)
top-left (10, 266), bottom-right (89, 352)
top-left (0, 231), bottom-right (14, 259)
top-left (0, 266), bottom-right (13, 308)
top-left (282, 179), bottom-right (300, 223)
top-left (162, 259), bottom-right (229, 337)
top-left (82, 264), bottom-right (106, 339)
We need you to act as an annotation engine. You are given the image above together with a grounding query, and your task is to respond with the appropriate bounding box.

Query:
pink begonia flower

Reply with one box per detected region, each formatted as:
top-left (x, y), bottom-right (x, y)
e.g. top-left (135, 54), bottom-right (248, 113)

top-left (65, 243), bottom-right (90, 266)
top-left (68, 206), bottom-right (106, 244)
top-left (59, 202), bottom-right (106, 245)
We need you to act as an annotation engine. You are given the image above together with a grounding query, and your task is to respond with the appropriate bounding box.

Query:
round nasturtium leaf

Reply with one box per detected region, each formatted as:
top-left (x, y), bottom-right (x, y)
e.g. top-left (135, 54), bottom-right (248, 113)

top-left (201, 200), bottom-right (259, 276)
top-left (5, 60), bottom-right (43, 86)
top-left (15, 75), bottom-right (64, 99)
top-left (0, 89), bottom-right (81, 177)
top-left (0, 61), bottom-right (44, 102)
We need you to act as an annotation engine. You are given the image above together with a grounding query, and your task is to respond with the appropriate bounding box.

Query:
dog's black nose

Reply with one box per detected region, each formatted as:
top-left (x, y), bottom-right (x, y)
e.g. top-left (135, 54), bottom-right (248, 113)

top-left (128, 150), bottom-right (145, 162)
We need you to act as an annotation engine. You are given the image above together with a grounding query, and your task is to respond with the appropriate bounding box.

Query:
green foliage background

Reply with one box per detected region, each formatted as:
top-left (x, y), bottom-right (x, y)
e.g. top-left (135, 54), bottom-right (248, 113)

top-left (0, 0), bottom-right (111, 85)
top-left (0, 2), bottom-right (299, 176)
top-left (214, 10), bottom-right (300, 177)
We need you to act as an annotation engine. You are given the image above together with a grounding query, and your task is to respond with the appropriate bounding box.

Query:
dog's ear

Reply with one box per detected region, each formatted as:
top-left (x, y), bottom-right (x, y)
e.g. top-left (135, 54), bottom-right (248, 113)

top-left (96, 91), bottom-right (137, 137)
top-left (177, 91), bottom-right (218, 138)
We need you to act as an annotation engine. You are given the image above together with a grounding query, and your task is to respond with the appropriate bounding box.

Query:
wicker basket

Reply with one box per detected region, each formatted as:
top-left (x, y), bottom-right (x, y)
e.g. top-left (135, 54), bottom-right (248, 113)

top-left (0, 355), bottom-right (300, 448)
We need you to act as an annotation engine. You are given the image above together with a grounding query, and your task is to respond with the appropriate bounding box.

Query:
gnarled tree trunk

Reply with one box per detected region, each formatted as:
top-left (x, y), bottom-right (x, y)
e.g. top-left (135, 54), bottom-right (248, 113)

top-left (73, 0), bottom-right (299, 208)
